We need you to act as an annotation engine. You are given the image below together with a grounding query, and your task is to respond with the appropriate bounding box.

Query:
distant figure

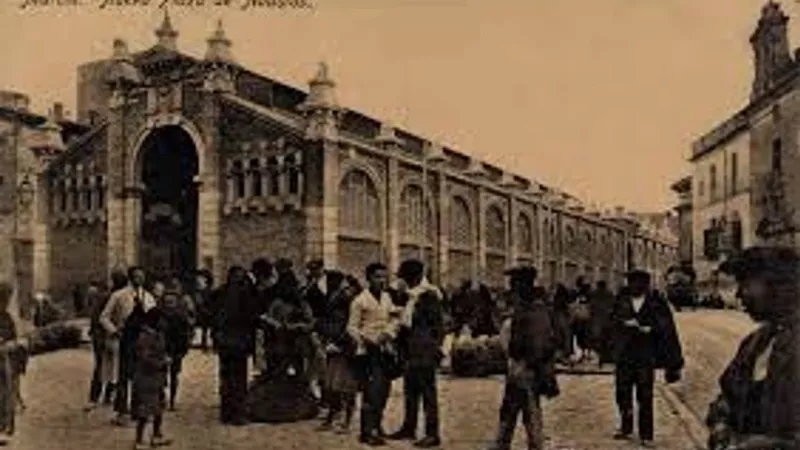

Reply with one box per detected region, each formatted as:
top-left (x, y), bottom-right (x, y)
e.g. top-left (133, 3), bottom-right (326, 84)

top-left (160, 276), bottom-right (195, 411)
top-left (707, 247), bottom-right (799, 450)
top-left (590, 281), bottom-right (616, 366)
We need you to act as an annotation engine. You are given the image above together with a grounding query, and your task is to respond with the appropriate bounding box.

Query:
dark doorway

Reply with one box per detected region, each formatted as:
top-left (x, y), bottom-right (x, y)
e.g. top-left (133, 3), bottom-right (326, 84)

top-left (138, 126), bottom-right (199, 278)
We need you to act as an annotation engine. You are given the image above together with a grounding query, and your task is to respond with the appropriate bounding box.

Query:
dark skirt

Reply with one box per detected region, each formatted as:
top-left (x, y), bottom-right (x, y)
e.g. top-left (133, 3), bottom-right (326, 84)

top-left (245, 374), bottom-right (319, 423)
top-left (323, 352), bottom-right (358, 394)
top-left (132, 373), bottom-right (166, 419)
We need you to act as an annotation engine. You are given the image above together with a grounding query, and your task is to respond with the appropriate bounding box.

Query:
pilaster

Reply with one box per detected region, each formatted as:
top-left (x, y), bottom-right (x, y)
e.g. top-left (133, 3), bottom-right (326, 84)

top-left (509, 197), bottom-right (519, 265)
top-left (197, 91), bottom-right (223, 284)
top-left (436, 171), bottom-right (449, 284)
top-left (386, 156), bottom-right (400, 271)
top-left (476, 186), bottom-right (485, 280)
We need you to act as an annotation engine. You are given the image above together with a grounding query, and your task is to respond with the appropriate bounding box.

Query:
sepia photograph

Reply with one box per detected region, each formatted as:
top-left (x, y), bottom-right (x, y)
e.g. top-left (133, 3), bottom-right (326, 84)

top-left (0, 0), bottom-right (798, 448)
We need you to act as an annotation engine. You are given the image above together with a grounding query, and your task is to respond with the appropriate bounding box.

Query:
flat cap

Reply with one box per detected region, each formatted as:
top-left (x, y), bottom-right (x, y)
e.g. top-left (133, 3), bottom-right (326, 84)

top-left (719, 246), bottom-right (799, 280)
top-left (504, 265), bottom-right (538, 281)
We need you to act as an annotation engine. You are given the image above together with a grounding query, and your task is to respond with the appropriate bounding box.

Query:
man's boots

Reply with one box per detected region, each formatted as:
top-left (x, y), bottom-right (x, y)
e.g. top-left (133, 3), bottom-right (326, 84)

top-left (485, 420), bottom-right (514, 450)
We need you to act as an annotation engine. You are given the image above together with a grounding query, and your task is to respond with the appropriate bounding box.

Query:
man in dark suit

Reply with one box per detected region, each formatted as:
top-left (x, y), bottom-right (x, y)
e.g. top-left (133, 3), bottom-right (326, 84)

top-left (611, 270), bottom-right (684, 448)
top-left (707, 246), bottom-right (799, 450)
top-left (212, 266), bottom-right (258, 425)
top-left (388, 259), bottom-right (445, 448)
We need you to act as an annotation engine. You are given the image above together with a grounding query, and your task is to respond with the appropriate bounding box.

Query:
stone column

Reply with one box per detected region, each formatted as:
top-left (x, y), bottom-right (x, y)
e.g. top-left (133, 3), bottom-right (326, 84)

top-left (475, 186), bottom-right (485, 281)
top-left (436, 171), bottom-right (449, 285)
top-left (106, 104), bottom-right (126, 272)
top-left (386, 156), bottom-right (400, 271)
top-left (304, 140), bottom-right (339, 268)
top-left (197, 94), bottom-right (222, 285)
top-left (509, 197), bottom-right (519, 265)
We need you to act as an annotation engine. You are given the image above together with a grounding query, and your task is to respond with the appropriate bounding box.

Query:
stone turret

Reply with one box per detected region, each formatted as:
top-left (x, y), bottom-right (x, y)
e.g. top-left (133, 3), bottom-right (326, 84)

top-left (375, 121), bottom-right (403, 149)
top-left (750, 1), bottom-right (794, 100)
top-left (106, 39), bottom-right (142, 109)
top-left (463, 157), bottom-right (487, 178)
top-left (424, 141), bottom-right (447, 164)
top-left (155, 9), bottom-right (179, 51)
top-left (205, 19), bottom-right (234, 63)
top-left (298, 62), bottom-right (342, 141)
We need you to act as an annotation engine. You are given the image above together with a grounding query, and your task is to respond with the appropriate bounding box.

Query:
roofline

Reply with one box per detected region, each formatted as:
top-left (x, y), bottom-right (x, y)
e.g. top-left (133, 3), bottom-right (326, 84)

top-left (690, 65), bottom-right (799, 162)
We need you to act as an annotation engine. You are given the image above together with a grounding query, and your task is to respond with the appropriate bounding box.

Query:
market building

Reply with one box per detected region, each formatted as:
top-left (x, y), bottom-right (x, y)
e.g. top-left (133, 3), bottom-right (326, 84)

top-left (0, 14), bottom-right (677, 307)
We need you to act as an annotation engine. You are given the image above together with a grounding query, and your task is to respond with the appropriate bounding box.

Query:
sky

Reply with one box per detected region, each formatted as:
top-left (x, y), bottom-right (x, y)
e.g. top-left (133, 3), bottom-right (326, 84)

top-left (2, 0), bottom-right (799, 212)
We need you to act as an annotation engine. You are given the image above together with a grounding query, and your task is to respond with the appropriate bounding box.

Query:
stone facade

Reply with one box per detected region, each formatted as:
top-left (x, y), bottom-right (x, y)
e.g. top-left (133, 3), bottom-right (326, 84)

top-left (3, 15), bottom-right (678, 306)
top-left (683, 1), bottom-right (800, 294)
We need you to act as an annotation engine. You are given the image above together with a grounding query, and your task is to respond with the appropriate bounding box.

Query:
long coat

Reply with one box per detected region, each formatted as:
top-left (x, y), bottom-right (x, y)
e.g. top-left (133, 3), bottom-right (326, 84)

top-left (610, 290), bottom-right (684, 371)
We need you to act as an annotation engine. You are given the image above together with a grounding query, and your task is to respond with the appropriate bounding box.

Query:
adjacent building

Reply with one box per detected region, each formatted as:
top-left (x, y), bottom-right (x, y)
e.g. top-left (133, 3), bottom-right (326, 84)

top-left (678, 0), bottom-right (800, 295)
top-left (1, 14), bottom-right (678, 307)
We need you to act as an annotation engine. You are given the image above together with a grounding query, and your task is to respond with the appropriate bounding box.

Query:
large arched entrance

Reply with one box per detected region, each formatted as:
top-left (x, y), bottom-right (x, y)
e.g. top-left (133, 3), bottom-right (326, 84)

top-left (137, 126), bottom-right (199, 276)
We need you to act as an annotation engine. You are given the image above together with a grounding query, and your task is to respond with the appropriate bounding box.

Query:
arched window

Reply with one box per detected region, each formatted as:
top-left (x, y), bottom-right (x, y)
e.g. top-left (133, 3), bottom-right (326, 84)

top-left (583, 230), bottom-right (593, 259)
top-left (565, 225), bottom-right (576, 255)
top-left (517, 213), bottom-right (533, 254)
top-left (249, 158), bottom-right (262, 197)
top-left (449, 196), bottom-right (472, 248)
top-left (339, 169), bottom-right (380, 235)
top-left (267, 157), bottom-right (280, 195)
top-left (400, 185), bottom-right (434, 244)
top-left (285, 154), bottom-right (300, 195)
top-left (486, 205), bottom-right (506, 251)
top-left (542, 218), bottom-right (550, 252)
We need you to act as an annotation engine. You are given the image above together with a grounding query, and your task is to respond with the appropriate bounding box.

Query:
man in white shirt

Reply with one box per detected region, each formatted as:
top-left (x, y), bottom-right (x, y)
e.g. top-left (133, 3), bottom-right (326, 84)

top-left (99, 266), bottom-right (156, 425)
top-left (347, 262), bottom-right (400, 446)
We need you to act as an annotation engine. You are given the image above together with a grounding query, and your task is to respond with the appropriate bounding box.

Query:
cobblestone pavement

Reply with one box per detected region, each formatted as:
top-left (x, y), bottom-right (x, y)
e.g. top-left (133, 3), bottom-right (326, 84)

top-left (11, 346), bottom-right (701, 450)
top-left (668, 310), bottom-right (757, 432)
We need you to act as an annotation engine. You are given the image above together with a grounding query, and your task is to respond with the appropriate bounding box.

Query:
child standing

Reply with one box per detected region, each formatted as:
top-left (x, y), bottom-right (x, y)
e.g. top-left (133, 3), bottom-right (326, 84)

top-left (132, 308), bottom-right (172, 449)
top-left (160, 276), bottom-right (195, 411)
top-left (317, 274), bottom-right (361, 434)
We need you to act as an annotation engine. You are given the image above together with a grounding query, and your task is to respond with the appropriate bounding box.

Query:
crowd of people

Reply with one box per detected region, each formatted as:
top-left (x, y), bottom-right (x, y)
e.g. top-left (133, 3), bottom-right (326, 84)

top-left (0, 244), bottom-right (795, 449)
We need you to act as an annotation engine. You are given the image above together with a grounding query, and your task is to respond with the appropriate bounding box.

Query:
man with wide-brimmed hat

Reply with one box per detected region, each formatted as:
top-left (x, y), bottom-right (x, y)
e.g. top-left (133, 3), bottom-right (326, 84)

top-left (487, 264), bottom-right (557, 450)
top-left (706, 246), bottom-right (799, 450)
top-left (610, 269), bottom-right (683, 448)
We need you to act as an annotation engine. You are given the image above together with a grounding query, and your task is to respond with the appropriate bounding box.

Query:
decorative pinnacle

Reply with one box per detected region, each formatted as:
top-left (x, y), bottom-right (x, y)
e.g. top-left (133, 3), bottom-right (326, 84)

top-left (205, 18), bottom-right (234, 62)
top-left (156, 8), bottom-right (178, 37)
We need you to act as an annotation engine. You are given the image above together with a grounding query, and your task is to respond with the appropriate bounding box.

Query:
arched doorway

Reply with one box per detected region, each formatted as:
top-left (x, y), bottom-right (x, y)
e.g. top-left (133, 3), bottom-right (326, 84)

top-left (137, 126), bottom-right (199, 277)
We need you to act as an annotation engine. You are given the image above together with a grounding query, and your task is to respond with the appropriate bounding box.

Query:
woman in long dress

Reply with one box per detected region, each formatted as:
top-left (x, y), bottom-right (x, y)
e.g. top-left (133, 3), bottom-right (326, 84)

top-left (316, 272), bottom-right (360, 433)
top-left (246, 272), bottom-right (319, 423)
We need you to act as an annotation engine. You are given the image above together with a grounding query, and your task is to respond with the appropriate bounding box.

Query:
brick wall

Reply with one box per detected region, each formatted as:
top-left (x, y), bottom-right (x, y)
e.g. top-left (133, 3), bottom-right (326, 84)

top-left (219, 211), bottom-right (308, 276)
top-left (49, 222), bottom-right (107, 302)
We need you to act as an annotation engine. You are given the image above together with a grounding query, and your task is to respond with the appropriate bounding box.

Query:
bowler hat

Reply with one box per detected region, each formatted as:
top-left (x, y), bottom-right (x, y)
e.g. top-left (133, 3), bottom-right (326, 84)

top-left (719, 246), bottom-right (799, 281)
top-left (625, 269), bottom-right (652, 284)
